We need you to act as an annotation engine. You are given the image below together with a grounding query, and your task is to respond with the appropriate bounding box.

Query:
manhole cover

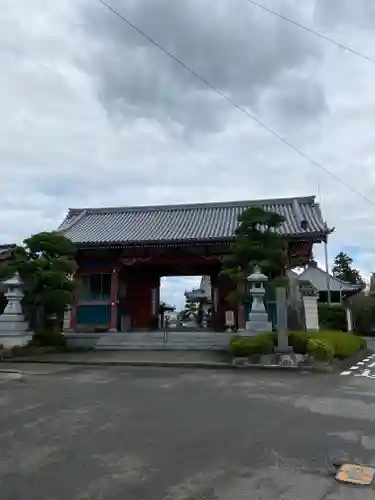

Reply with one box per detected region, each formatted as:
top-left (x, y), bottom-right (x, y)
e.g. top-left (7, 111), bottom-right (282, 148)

top-left (336, 464), bottom-right (375, 485)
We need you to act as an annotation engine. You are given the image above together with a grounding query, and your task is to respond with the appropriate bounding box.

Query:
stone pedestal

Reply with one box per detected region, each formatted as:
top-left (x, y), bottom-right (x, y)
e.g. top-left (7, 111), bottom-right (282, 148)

top-left (0, 273), bottom-right (32, 348)
top-left (244, 319), bottom-right (272, 334)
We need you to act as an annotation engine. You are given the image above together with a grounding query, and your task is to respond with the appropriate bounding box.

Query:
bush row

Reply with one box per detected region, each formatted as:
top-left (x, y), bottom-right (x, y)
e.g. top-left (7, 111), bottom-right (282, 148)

top-left (30, 330), bottom-right (67, 348)
top-left (229, 330), bottom-right (365, 361)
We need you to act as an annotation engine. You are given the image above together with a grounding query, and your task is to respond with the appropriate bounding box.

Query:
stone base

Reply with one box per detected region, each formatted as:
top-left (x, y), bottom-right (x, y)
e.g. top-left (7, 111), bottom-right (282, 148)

top-left (248, 312), bottom-right (269, 323)
top-left (274, 345), bottom-right (294, 354)
top-left (0, 333), bottom-right (33, 349)
top-left (64, 333), bottom-right (102, 350)
top-left (233, 353), bottom-right (308, 368)
top-left (242, 321), bottom-right (273, 336)
top-left (276, 353), bottom-right (303, 367)
top-left (0, 320), bottom-right (29, 332)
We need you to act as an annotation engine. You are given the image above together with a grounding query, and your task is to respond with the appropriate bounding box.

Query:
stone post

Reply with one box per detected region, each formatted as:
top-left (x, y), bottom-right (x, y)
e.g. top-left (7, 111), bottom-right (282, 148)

top-left (346, 307), bottom-right (353, 332)
top-left (274, 287), bottom-right (293, 353)
top-left (109, 268), bottom-right (119, 332)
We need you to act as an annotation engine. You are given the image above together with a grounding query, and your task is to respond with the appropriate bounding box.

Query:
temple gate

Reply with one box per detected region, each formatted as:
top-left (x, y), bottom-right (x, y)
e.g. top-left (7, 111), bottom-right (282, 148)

top-left (58, 196), bottom-right (331, 336)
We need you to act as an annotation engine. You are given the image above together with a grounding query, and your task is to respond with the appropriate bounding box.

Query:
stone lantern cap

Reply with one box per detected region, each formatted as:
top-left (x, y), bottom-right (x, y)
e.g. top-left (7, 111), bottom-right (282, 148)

top-left (247, 265), bottom-right (268, 283)
top-left (2, 272), bottom-right (23, 287)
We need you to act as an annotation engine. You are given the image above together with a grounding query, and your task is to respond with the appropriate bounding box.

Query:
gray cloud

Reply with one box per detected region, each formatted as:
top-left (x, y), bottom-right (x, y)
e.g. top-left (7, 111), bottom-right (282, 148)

top-left (315, 0), bottom-right (375, 29)
top-left (259, 73), bottom-right (328, 129)
top-left (1, 0), bottom-right (375, 305)
top-left (80, 0), bottom-right (324, 132)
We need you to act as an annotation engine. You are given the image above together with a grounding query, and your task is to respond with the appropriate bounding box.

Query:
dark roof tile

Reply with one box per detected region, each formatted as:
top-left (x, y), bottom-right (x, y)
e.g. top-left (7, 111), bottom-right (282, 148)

top-left (58, 196), bottom-right (330, 245)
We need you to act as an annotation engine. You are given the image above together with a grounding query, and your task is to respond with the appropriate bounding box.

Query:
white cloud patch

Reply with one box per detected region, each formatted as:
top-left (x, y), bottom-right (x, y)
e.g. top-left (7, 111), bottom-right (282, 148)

top-left (160, 276), bottom-right (201, 311)
top-left (1, 0), bottom-right (375, 305)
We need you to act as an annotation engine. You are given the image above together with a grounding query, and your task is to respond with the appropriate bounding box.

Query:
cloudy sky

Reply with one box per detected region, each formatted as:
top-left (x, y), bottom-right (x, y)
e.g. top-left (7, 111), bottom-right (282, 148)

top-left (1, 0), bottom-right (375, 308)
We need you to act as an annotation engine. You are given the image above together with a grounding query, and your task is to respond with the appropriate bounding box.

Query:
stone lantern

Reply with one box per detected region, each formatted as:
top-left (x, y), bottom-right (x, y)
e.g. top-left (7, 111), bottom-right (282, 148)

top-left (0, 273), bottom-right (32, 348)
top-left (244, 265), bottom-right (272, 335)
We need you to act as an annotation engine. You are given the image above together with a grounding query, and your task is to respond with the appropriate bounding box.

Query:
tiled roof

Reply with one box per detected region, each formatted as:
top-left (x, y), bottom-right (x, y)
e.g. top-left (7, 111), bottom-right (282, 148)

top-left (58, 196), bottom-right (330, 246)
top-left (0, 244), bottom-right (16, 260)
top-left (299, 265), bottom-right (364, 292)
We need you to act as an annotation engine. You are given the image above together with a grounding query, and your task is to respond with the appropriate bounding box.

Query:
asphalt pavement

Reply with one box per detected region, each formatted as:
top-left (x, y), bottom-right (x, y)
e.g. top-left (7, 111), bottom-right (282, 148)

top-left (1, 364), bottom-right (375, 499)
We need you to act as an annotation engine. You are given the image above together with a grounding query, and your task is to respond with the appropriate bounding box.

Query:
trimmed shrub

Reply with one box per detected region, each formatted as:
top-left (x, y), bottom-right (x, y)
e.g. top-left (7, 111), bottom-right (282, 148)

top-left (229, 333), bottom-right (275, 357)
top-left (358, 336), bottom-right (366, 350)
top-left (318, 304), bottom-right (347, 331)
top-left (288, 331), bottom-right (309, 354)
top-left (10, 345), bottom-right (44, 357)
top-left (307, 338), bottom-right (334, 362)
top-left (352, 299), bottom-right (375, 336)
top-left (31, 330), bottom-right (66, 348)
top-left (310, 331), bottom-right (364, 359)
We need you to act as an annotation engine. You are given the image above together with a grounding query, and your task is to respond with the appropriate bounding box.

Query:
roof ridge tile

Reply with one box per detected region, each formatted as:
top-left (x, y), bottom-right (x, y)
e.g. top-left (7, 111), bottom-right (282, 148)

top-left (68, 195), bottom-right (316, 215)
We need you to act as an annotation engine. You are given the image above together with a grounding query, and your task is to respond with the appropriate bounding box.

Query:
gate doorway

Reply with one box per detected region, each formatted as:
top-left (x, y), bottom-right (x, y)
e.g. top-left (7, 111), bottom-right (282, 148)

top-left (160, 275), bottom-right (213, 331)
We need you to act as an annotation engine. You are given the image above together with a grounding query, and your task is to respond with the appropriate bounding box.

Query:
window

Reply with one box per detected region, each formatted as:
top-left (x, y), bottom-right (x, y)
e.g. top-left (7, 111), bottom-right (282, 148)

top-left (79, 274), bottom-right (111, 301)
top-left (330, 291), bottom-right (342, 304)
top-left (318, 291), bottom-right (328, 303)
top-left (318, 291), bottom-right (341, 304)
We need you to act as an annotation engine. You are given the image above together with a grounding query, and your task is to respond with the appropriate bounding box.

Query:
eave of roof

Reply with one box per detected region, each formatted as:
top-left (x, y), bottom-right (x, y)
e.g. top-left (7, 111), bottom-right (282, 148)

top-left (299, 265), bottom-right (364, 293)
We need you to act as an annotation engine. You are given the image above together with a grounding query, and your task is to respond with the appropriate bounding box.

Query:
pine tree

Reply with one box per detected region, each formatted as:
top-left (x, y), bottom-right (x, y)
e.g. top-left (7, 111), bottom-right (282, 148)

top-left (332, 252), bottom-right (363, 285)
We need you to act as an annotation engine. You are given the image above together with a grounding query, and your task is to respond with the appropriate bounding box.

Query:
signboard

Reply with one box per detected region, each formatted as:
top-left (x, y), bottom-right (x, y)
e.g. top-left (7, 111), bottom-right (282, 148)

top-left (225, 310), bottom-right (234, 326)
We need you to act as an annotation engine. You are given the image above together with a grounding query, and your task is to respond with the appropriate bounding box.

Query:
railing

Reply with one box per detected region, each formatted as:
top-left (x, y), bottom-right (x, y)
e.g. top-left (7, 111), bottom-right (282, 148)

top-left (163, 328), bottom-right (169, 349)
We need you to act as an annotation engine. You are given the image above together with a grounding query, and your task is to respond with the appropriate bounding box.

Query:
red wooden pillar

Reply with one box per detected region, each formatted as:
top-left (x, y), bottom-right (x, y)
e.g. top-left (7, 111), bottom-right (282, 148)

top-left (109, 268), bottom-right (119, 332)
top-left (70, 283), bottom-right (78, 331)
top-left (237, 304), bottom-right (245, 330)
top-left (210, 273), bottom-right (219, 329)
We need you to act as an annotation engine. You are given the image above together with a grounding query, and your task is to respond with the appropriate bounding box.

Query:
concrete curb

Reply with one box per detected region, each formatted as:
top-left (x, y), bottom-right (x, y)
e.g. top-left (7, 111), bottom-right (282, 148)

top-left (2, 358), bottom-right (316, 371)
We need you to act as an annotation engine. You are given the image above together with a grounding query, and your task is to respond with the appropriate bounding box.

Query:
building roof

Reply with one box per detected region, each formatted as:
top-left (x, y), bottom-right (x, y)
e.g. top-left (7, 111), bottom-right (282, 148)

top-left (298, 264), bottom-right (364, 293)
top-left (0, 244), bottom-right (16, 261)
top-left (58, 196), bottom-right (330, 246)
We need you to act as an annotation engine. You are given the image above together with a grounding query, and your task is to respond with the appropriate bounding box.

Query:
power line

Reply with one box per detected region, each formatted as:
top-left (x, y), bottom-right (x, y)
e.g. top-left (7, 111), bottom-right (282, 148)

top-left (96, 0), bottom-right (375, 208)
top-left (244, 0), bottom-right (375, 66)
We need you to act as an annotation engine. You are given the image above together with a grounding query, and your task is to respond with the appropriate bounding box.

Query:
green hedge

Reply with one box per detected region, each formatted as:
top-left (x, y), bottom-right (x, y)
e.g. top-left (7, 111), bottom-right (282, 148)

top-left (307, 339), bottom-right (334, 362)
top-left (30, 330), bottom-right (67, 348)
top-left (312, 331), bottom-right (365, 359)
top-left (229, 330), bottom-right (365, 359)
top-left (229, 333), bottom-right (276, 357)
top-left (318, 304), bottom-right (347, 331)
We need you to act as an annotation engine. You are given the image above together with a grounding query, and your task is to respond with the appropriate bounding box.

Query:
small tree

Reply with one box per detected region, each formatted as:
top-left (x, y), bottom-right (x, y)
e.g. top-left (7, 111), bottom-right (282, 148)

top-left (2, 231), bottom-right (78, 331)
top-left (332, 252), bottom-right (363, 285)
top-left (180, 300), bottom-right (199, 323)
top-left (221, 207), bottom-right (286, 305)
